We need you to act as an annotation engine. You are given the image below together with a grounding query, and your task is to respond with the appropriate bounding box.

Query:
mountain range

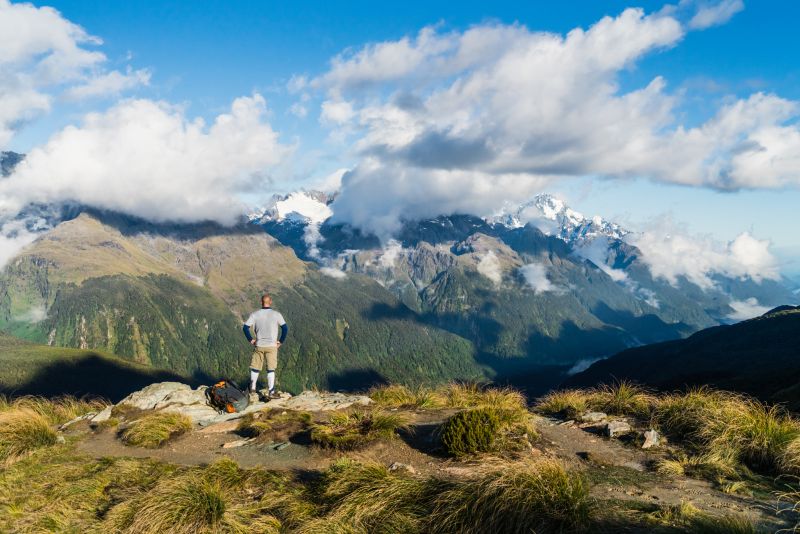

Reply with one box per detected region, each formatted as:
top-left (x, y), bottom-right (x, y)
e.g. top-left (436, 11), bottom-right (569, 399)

top-left (0, 161), bottom-right (797, 395)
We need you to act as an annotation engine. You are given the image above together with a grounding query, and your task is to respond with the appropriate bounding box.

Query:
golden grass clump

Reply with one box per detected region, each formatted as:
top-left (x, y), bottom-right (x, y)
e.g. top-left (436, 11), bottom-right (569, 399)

top-left (535, 389), bottom-right (593, 419)
top-left (310, 409), bottom-right (410, 450)
top-left (119, 411), bottom-right (193, 449)
top-left (368, 384), bottom-right (446, 409)
top-left (0, 408), bottom-right (58, 462)
top-left (298, 458), bottom-right (438, 533)
top-left (0, 395), bottom-right (108, 425)
top-left (429, 459), bottom-right (591, 534)
top-left (590, 381), bottom-right (655, 418)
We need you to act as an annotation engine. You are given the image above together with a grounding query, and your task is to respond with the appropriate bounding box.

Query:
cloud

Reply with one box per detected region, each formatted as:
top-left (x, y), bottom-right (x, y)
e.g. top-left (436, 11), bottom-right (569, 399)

top-left (627, 219), bottom-right (780, 289)
top-left (575, 237), bottom-right (628, 282)
top-left (307, 8), bottom-right (800, 236)
top-left (0, 216), bottom-right (45, 268)
top-left (378, 239), bottom-right (404, 269)
top-left (687, 0), bottom-right (744, 29)
top-left (519, 263), bottom-right (560, 293)
top-left (477, 251), bottom-right (502, 285)
top-left (727, 297), bottom-right (770, 321)
top-left (319, 266), bottom-right (347, 279)
top-left (0, 94), bottom-right (288, 225)
top-left (0, 0), bottom-right (147, 147)
top-left (63, 67), bottom-right (151, 100)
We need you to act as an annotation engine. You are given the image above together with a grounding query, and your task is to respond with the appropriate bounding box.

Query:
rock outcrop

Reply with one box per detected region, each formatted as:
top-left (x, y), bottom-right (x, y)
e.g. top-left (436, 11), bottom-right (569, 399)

top-left (114, 381), bottom-right (372, 426)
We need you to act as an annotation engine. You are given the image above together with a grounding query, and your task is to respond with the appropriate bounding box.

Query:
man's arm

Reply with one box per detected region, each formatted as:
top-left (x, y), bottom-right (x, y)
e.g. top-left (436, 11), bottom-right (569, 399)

top-left (243, 314), bottom-right (256, 345)
top-left (278, 323), bottom-right (288, 344)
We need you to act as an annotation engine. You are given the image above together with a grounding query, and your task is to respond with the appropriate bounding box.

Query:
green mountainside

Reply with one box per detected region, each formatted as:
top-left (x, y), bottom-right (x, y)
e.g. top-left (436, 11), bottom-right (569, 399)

top-left (566, 305), bottom-right (800, 408)
top-left (0, 213), bottom-right (481, 393)
top-left (0, 333), bottom-right (180, 401)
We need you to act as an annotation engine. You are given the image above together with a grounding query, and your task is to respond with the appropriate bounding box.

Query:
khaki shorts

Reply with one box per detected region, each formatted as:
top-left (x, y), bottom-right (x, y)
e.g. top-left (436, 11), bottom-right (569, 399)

top-left (250, 346), bottom-right (278, 371)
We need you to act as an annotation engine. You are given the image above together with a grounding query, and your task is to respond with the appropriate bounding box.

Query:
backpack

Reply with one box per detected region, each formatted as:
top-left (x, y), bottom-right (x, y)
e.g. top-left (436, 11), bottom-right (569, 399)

top-left (206, 380), bottom-right (250, 413)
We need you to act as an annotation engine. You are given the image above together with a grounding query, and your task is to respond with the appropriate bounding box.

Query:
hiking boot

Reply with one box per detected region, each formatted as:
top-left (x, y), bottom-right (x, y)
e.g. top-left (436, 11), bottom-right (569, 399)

top-left (268, 389), bottom-right (282, 400)
top-left (248, 391), bottom-right (259, 403)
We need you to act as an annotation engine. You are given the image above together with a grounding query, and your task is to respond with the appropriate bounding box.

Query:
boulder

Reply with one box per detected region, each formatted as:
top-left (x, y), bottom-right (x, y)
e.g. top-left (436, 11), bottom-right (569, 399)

top-left (389, 462), bottom-right (417, 475)
top-left (118, 382), bottom-right (191, 410)
top-left (605, 420), bottom-right (632, 438)
top-left (642, 429), bottom-right (660, 449)
top-left (90, 406), bottom-right (113, 425)
top-left (581, 411), bottom-right (608, 423)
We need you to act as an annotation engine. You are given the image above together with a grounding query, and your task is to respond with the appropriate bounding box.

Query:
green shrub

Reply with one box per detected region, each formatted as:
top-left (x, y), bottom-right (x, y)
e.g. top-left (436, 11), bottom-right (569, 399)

top-left (119, 411), bottom-right (193, 449)
top-left (440, 407), bottom-right (501, 456)
top-left (310, 410), bottom-right (409, 450)
top-left (591, 381), bottom-right (655, 418)
top-left (0, 408), bottom-right (58, 462)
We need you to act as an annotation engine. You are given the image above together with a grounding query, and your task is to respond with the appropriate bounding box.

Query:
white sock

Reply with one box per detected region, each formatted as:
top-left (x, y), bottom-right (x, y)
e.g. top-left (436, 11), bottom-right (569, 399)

top-left (250, 369), bottom-right (259, 391)
top-left (267, 370), bottom-right (275, 392)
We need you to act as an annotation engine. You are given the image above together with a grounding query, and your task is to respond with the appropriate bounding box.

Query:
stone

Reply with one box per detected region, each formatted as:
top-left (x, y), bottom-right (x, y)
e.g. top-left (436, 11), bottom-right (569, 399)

top-left (60, 413), bottom-right (94, 430)
top-left (642, 429), bottom-right (660, 449)
top-left (605, 420), bottom-right (632, 438)
top-left (90, 406), bottom-right (113, 425)
top-left (274, 441), bottom-right (290, 451)
top-left (222, 438), bottom-right (254, 449)
top-left (581, 411), bottom-right (608, 423)
top-left (56, 435), bottom-right (66, 444)
top-left (389, 462), bottom-right (417, 475)
top-left (118, 382), bottom-right (191, 410)
top-left (198, 420), bottom-right (241, 434)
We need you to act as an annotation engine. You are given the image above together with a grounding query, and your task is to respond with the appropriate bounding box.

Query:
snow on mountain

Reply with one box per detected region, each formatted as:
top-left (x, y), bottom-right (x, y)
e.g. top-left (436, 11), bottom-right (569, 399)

top-left (250, 191), bottom-right (333, 225)
top-left (488, 194), bottom-right (628, 246)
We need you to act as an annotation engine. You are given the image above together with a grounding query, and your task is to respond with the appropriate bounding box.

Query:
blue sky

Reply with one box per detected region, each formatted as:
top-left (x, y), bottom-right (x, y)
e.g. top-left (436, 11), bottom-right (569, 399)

top-left (4, 0), bottom-right (800, 276)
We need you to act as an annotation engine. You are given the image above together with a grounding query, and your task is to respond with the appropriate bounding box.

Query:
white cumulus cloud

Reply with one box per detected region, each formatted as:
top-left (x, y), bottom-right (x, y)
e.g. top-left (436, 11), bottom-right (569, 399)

top-left (727, 297), bottom-right (770, 321)
top-left (0, 94), bottom-right (288, 225)
top-left (319, 266), bottom-right (347, 279)
top-left (0, 0), bottom-right (148, 147)
top-left (477, 250), bottom-right (503, 285)
top-left (627, 220), bottom-right (780, 290)
top-left (519, 263), bottom-right (560, 294)
top-left (306, 7), bottom-right (800, 237)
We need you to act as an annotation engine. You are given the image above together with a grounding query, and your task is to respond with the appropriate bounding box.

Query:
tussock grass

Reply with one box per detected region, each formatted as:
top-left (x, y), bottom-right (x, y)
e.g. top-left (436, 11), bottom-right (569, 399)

top-left (369, 382), bottom-right (528, 413)
top-left (535, 389), bottom-right (593, 419)
top-left (591, 381), bottom-right (655, 418)
top-left (429, 458), bottom-right (591, 534)
top-left (647, 501), bottom-right (760, 533)
top-left (0, 408), bottom-right (58, 462)
top-left (236, 409), bottom-right (312, 441)
top-left (0, 395), bottom-right (108, 425)
top-left (299, 458), bottom-right (440, 533)
top-left (310, 409), bottom-right (410, 450)
top-left (119, 411), bottom-right (193, 448)
top-left (535, 381), bottom-right (654, 419)
top-left (369, 384), bottom-right (446, 409)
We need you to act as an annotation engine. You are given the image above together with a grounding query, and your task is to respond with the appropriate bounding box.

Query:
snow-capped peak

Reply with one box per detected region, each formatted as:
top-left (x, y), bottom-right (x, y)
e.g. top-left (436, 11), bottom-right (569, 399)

top-left (488, 194), bottom-right (628, 246)
top-left (250, 190), bottom-right (333, 225)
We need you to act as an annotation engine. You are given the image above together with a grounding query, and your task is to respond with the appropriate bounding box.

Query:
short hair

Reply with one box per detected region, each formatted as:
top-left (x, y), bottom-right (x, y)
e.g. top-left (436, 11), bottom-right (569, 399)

top-left (261, 294), bottom-right (272, 305)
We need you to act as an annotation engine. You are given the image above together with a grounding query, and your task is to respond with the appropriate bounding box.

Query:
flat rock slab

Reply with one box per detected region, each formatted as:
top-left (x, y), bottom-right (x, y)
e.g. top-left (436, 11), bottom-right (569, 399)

top-left (112, 382), bottom-right (373, 426)
top-left (198, 420), bottom-right (241, 434)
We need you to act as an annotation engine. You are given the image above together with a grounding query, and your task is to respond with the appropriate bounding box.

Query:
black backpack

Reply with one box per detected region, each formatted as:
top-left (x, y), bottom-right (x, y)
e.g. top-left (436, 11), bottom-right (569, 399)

top-left (206, 380), bottom-right (250, 413)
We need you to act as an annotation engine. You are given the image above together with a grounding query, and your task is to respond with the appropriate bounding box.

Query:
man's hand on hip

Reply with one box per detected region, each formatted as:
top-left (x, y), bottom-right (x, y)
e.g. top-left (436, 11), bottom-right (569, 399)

top-left (276, 341), bottom-right (281, 348)
top-left (250, 339), bottom-right (257, 346)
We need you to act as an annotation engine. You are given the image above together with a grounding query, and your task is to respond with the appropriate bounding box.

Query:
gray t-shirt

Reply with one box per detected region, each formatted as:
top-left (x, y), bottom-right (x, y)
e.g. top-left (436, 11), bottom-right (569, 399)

top-left (244, 308), bottom-right (286, 347)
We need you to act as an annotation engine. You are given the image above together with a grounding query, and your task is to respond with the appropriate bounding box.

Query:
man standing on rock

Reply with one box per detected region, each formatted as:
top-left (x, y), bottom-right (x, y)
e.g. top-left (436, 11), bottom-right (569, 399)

top-left (243, 294), bottom-right (288, 402)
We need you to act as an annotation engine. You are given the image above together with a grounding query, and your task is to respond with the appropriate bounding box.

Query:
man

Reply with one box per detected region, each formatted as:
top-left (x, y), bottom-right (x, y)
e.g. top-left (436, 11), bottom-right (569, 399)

top-left (243, 294), bottom-right (288, 401)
